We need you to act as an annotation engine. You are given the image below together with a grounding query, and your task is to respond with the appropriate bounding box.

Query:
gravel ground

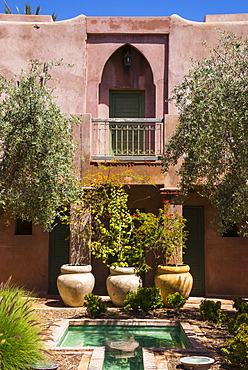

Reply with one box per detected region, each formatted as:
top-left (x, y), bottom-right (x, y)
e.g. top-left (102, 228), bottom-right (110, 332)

top-left (32, 296), bottom-right (240, 370)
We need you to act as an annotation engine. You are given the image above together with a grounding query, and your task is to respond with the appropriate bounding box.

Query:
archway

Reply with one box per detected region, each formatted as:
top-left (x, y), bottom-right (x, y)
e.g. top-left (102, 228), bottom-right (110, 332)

top-left (99, 44), bottom-right (155, 118)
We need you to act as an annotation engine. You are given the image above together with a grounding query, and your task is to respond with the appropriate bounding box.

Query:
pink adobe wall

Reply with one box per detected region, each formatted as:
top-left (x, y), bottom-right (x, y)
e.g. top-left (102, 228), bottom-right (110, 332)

top-left (86, 17), bottom-right (170, 34)
top-left (1, 14), bottom-right (246, 118)
top-left (0, 14), bottom-right (53, 22)
top-left (86, 14), bottom-right (248, 119)
top-left (86, 17), bottom-right (169, 118)
top-left (205, 13), bottom-right (248, 22)
top-left (0, 15), bottom-right (88, 292)
top-left (168, 14), bottom-right (248, 114)
top-left (0, 13), bottom-right (247, 294)
top-left (0, 15), bottom-right (87, 114)
top-left (184, 193), bottom-right (248, 297)
top-left (0, 219), bottom-right (49, 292)
top-left (0, 13), bottom-right (246, 118)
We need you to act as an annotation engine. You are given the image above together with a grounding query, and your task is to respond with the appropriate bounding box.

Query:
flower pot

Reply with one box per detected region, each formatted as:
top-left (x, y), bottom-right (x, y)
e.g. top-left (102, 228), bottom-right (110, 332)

top-left (106, 266), bottom-right (142, 307)
top-left (154, 264), bottom-right (193, 307)
top-left (57, 264), bottom-right (95, 307)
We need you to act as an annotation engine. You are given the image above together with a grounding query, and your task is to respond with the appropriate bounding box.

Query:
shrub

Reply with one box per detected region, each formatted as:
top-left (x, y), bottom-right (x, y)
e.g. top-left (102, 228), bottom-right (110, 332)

top-left (131, 205), bottom-right (188, 266)
top-left (124, 287), bottom-right (164, 314)
top-left (166, 292), bottom-right (187, 310)
top-left (228, 313), bottom-right (248, 335)
top-left (0, 280), bottom-right (48, 370)
top-left (222, 323), bottom-right (248, 368)
top-left (84, 293), bottom-right (107, 317)
top-left (233, 298), bottom-right (248, 314)
top-left (200, 300), bottom-right (226, 326)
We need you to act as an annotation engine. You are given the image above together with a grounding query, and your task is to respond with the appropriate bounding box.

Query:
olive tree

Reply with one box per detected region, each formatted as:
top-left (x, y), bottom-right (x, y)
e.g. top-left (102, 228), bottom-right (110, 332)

top-left (0, 60), bottom-right (80, 230)
top-left (162, 32), bottom-right (248, 235)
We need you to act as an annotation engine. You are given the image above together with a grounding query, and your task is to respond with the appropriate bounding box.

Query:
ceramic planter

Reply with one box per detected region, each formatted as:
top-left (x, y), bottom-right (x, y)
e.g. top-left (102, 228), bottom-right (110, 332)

top-left (154, 264), bottom-right (193, 307)
top-left (57, 264), bottom-right (95, 307)
top-left (106, 266), bottom-right (142, 306)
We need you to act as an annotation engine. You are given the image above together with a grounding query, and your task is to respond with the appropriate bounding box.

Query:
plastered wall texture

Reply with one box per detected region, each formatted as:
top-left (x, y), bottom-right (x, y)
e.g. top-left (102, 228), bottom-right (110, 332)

top-left (0, 13), bottom-right (247, 295)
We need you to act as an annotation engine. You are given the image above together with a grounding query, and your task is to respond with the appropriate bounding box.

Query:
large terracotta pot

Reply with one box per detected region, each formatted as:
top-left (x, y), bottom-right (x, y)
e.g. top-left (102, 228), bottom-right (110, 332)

top-left (154, 264), bottom-right (193, 307)
top-left (57, 264), bottom-right (95, 307)
top-left (106, 266), bottom-right (142, 307)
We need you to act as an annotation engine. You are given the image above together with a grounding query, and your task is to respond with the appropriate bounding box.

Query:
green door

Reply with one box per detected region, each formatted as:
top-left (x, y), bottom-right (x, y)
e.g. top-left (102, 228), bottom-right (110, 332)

top-left (48, 219), bottom-right (70, 294)
top-left (183, 206), bottom-right (205, 296)
top-left (110, 90), bottom-right (146, 155)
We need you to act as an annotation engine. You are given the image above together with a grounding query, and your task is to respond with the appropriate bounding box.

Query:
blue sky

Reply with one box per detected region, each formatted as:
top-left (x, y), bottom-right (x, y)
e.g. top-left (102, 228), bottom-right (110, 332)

top-left (2, 0), bottom-right (248, 22)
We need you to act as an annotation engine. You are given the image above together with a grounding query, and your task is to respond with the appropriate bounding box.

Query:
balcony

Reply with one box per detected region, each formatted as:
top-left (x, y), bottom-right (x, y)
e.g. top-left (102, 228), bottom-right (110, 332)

top-left (91, 118), bottom-right (164, 161)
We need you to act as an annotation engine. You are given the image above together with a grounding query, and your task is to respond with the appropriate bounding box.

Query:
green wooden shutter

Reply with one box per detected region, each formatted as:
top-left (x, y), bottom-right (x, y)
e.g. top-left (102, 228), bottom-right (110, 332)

top-left (110, 90), bottom-right (145, 118)
top-left (48, 219), bottom-right (70, 294)
top-left (110, 91), bottom-right (145, 155)
top-left (183, 206), bottom-right (205, 296)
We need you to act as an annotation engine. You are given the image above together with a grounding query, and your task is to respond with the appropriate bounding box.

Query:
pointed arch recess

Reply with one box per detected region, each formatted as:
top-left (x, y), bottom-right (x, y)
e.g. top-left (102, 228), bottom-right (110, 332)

top-left (99, 44), bottom-right (155, 117)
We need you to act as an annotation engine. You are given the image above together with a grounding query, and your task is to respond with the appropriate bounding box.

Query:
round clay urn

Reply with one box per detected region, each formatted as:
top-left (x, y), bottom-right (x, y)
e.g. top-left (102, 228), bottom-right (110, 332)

top-left (106, 266), bottom-right (142, 307)
top-left (57, 264), bottom-right (95, 307)
top-left (154, 264), bottom-right (193, 307)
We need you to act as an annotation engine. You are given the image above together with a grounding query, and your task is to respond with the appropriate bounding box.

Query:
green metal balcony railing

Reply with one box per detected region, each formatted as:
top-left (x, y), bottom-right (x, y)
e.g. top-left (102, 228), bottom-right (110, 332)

top-left (91, 118), bottom-right (164, 161)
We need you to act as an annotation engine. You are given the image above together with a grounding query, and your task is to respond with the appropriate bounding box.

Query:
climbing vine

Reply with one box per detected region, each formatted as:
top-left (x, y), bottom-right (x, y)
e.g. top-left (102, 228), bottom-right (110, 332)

top-left (66, 168), bottom-right (151, 271)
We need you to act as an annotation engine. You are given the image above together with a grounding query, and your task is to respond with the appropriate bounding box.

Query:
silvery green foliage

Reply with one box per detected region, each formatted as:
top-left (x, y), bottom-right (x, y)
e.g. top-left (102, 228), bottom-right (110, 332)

top-left (163, 32), bottom-right (248, 235)
top-left (0, 60), bottom-right (80, 230)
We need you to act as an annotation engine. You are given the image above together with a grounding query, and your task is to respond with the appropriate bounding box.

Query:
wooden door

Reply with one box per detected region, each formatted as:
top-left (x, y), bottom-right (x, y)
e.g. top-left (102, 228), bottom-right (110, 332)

top-left (48, 219), bottom-right (70, 294)
top-left (183, 206), bottom-right (205, 296)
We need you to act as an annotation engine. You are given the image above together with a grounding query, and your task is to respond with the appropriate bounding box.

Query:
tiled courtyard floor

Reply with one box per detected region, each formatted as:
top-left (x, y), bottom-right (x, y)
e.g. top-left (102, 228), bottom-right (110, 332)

top-left (33, 295), bottom-right (239, 370)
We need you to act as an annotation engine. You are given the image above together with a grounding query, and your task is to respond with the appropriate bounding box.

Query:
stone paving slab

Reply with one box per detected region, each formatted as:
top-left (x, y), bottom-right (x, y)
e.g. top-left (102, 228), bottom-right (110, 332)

top-left (32, 295), bottom-right (235, 310)
top-left (33, 295), bottom-right (236, 370)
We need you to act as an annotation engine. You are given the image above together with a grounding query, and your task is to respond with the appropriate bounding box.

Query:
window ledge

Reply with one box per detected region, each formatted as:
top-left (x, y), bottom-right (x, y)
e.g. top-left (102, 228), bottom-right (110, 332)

top-left (91, 155), bottom-right (161, 161)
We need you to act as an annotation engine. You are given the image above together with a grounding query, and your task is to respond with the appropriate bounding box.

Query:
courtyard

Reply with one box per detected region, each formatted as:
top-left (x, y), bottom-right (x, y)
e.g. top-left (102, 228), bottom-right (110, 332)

top-left (33, 295), bottom-right (239, 370)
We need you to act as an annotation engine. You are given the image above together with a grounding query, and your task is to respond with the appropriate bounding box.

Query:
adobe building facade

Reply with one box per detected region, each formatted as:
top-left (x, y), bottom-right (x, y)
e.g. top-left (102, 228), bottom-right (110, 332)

top-left (0, 12), bottom-right (247, 297)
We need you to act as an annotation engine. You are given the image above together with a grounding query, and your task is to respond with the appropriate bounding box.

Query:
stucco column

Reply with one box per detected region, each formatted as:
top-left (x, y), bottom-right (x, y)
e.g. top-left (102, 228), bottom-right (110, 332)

top-left (160, 188), bottom-right (182, 215)
top-left (72, 113), bottom-right (92, 179)
top-left (70, 114), bottom-right (92, 265)
top-left (70, 203), bottom-right (92, 265)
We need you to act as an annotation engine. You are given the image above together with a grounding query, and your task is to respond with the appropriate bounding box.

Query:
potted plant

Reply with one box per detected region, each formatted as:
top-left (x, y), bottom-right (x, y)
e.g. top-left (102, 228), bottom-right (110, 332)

top-left (61, 169), bottom-right (150, 307)
top-left (56, 201), bottom-right (95, 307)
top-left (88, 182), bottom-right (150, 306)
top-left (131, 202), bottom-right (193, 307)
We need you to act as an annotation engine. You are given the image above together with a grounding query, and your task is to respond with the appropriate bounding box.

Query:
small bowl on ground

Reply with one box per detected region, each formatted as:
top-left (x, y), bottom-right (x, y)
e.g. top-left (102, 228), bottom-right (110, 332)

top-left (180, 356), bottom-right (215, 370)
